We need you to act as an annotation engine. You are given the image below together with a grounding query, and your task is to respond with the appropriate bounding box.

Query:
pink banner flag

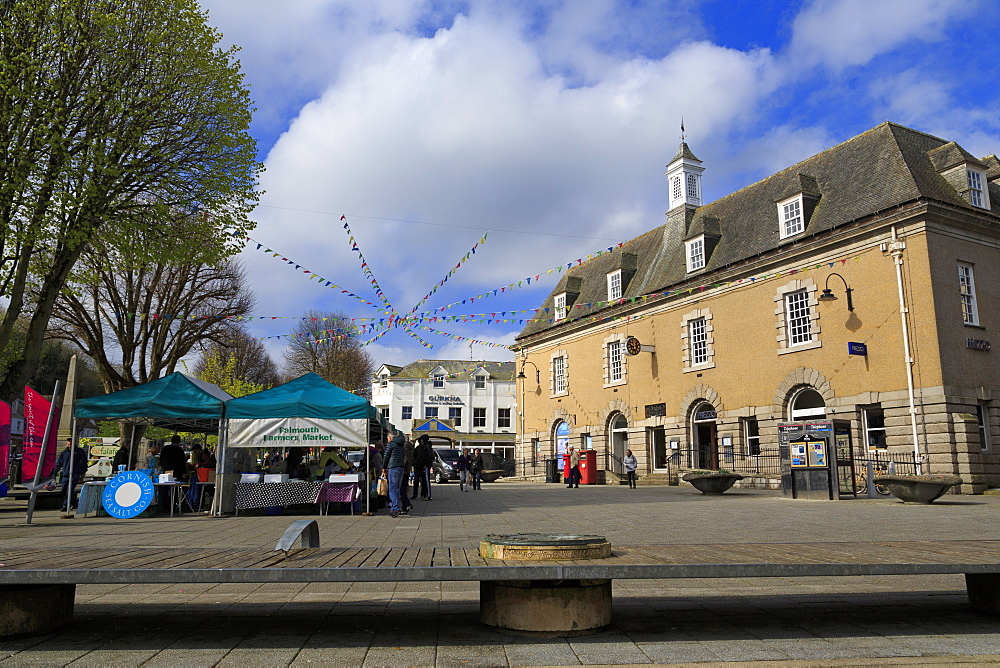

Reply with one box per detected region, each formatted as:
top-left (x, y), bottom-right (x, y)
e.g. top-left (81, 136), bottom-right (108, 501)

top-left (0, 400), bottom-right (9, 484)
top-left (22, 387), bottom-right (58, 482)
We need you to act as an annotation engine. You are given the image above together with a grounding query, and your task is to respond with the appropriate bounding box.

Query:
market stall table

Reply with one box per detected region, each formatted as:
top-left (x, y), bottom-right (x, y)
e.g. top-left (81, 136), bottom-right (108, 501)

top-left (234, 480), bottom-right (361, 515)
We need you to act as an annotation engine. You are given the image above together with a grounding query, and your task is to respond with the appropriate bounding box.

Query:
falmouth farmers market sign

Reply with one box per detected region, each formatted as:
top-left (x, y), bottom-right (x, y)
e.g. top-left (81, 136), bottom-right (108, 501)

top-left (227, 417), bottom-right (367, 448)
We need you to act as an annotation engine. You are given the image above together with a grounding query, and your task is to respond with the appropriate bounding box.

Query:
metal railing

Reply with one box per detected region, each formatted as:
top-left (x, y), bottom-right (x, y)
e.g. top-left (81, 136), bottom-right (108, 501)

top-left (851, 450), bottom-right (919, 476)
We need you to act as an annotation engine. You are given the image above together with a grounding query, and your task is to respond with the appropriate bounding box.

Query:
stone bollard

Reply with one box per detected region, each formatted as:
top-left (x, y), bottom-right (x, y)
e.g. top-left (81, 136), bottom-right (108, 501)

top-left (479, 533), bottom-right (612, 636)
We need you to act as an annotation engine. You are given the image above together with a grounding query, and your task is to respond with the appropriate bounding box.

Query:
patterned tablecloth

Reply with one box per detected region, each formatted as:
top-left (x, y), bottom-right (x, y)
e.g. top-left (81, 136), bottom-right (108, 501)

top-left (316, 481), bottom-right (360, 503)
top-left (235, 481), bottom-right (359, 510)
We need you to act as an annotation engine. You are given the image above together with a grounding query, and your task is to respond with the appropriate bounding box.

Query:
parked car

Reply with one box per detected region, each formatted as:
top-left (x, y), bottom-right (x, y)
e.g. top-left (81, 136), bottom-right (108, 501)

top-left (479, 452), bottom-right (515, 482)
top-left (432, 449), bottom-right (462, 483)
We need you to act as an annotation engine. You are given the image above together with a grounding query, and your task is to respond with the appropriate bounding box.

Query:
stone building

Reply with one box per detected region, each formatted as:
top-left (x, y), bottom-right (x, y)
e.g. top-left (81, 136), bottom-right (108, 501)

top-left (514, 122), bottom-right (1000, 493)
top-left (371, 360), bottom-right (516, 458)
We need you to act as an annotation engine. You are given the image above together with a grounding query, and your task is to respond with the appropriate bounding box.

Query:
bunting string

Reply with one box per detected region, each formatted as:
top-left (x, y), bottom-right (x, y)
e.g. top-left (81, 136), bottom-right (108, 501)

top-left (238, 232), bottom-right (391, 313)
top-left (406, 232), bottom-right (488, 315)
top-left (341, 215), bottom-right (396, 314)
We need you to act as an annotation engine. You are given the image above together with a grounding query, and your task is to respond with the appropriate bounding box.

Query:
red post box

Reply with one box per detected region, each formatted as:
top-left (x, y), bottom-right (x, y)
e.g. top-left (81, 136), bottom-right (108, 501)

top-left (579, 449), bottom-right (597, 485)
top-left (563, 452), bottom-right (571, 479)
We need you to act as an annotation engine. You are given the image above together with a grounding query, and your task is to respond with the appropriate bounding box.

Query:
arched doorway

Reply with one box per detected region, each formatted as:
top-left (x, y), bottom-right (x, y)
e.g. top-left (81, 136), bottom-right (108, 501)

top-left (553, 421), bottom-right (569, 458)
top-left (691, 402), bottom-right (718, 469)
top-left (609, 414), bottom-right (628, 475)
top-left (789, 388), bottom-right (826, 420)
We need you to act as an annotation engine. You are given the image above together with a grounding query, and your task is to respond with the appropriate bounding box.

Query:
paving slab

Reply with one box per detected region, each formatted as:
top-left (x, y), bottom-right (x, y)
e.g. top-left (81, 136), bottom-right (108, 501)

top-left (2, 481), bottom-right (1000, 665)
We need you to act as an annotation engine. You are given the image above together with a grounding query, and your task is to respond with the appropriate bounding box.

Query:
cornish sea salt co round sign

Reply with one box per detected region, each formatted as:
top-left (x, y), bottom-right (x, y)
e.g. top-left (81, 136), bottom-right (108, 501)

top-left (101, 471), bottom-right (154, 519)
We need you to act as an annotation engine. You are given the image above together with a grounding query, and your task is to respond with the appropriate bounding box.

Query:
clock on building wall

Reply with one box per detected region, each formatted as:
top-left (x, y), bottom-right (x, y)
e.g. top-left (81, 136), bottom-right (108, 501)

top-left (624, 336), bottom-right (655, 356)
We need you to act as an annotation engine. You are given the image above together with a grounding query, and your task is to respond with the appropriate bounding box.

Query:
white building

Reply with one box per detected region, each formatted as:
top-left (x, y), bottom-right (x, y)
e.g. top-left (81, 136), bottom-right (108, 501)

top-left (371, 360), bottom-right (517, 459)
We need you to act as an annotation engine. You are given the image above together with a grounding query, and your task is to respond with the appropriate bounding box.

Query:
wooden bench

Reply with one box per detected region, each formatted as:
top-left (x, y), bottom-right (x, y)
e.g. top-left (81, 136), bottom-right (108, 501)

top-left (2, 537), bottom-right (998, 636)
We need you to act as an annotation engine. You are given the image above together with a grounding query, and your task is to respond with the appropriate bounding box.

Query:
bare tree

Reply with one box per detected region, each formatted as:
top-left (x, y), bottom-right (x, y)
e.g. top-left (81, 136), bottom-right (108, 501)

top-left (283, 311), bottom-right (374, 397)
top-left (48, 256), bottom-right (254, 394)
top-left (193, 325), bottom-right (281, 390)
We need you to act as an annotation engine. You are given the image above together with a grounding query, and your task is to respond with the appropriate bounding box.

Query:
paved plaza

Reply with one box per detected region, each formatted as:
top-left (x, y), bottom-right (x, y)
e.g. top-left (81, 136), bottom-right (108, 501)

top-left (0, 480), bottom-right (999, 666)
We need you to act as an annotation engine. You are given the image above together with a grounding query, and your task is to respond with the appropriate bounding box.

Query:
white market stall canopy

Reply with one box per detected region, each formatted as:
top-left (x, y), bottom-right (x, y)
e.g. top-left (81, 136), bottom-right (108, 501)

top-left (225, 373), bottom-right (389, 448)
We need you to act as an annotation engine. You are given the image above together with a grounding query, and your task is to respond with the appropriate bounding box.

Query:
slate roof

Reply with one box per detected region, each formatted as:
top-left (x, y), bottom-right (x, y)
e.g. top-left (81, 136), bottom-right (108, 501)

top-left (389, 359), bottom-right (515, 381)
top-left (517, 122), bottom-right (999, 341)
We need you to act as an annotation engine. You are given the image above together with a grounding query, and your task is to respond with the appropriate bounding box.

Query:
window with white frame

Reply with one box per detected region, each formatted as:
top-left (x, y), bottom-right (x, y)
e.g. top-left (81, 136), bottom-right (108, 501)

top-left (608, 340), bottom-right (623, 383)
top-left (474, 374), bottom-right (486, 390)
top-left (449, 407), bottom-right (462, 426)
top-left (607, 270), bottom-right (622, 300)
top-left (779, 197), bottom-right (804, 238)
top-left (379, 373), bottom-right (389, 388)
top-left (380, 407), bottom-right (389, 420)
top-left (425, 406), bottom-right (438, 419)
top-left (473, 407), bottom-right (487, 428)
top-left (862, 405), bottom-right (887, 451)
top-left (497, 408), bottom-right (511, 429)
top-left (552, 356), bottom-right (567, 395)
top-left (554, 293), bottom-right (567, 321)
top-left (785, 289), bottom-right (813, 345)
top-left (742, 417), bottom-right (760, 455)
top-left (686, 173), bottom-right (699, 200)
top-left (432, 374), bottom-right (444, 388)
top-left (968, 170), bottom-right (988, 209)
top-left (689, 317), bottom-right (708, 365)
top-left (672, 176), bottom-right (682, 201)
top-left (686, 236), bottom-right (705, 272)
top-left (401, 406), bottom-right (412, 421)
top-left (959, 262), bottom-right (979, 325)
top-left (977, 404), bottom-right (990, 452)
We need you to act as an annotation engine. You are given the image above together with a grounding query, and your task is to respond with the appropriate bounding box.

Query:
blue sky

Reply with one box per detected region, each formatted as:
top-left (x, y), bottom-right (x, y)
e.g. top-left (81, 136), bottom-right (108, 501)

top-left (199, 0), bottom-right (1000, 370)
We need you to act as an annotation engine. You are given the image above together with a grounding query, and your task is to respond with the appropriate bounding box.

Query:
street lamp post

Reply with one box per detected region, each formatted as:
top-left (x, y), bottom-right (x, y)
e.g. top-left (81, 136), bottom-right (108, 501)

top-left (517, 361), bottom-right (540, 472)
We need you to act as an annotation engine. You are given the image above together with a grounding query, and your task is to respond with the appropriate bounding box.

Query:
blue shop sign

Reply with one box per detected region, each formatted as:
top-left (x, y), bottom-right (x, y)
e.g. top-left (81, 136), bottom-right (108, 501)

top-left (102, 471), bottom-right (155, 519)
top-left (848, 342), bottom-right (867, 356)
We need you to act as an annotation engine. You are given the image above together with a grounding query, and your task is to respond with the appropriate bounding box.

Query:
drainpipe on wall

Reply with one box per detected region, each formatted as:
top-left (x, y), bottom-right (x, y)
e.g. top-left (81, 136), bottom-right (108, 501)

top-left (888, 226), bottom-right (923, 474)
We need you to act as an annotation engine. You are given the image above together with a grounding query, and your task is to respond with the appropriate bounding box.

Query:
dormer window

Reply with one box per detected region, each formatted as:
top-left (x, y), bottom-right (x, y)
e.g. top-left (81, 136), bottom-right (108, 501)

top-left (968, 169), bottom-right (990, 209)
top-left (433, 374), bottom-right (444, 388)
top-left (379, 373), bottom-right (389, 388)
top-left (607, 270), bottom-right (622, 300)
top-left (474, 374), bottom-right (486, 390)
top-left (778, 196), bottom-right (804, 239)
top-left (554, 293), bottom-right (567, 320)
top-left (685, 236), bottom-right (705, 272)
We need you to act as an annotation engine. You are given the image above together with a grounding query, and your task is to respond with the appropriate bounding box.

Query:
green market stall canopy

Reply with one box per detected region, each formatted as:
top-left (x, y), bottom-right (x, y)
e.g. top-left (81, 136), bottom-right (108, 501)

top-left (225, 373), bottom-right (390, 448)
top-left (75, 372), bottom-right (232, 432)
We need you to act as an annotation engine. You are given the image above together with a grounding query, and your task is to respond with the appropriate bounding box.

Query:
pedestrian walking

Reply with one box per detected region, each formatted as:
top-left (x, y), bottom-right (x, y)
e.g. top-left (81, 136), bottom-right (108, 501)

top-left (566, 445), bottom-right (581, 488)
top-left (471, 448), bottom-right (483, 490)
top-left (457, 449), bottom-right (470, 491)
top-left (624, 449), bottom-right (638, 489)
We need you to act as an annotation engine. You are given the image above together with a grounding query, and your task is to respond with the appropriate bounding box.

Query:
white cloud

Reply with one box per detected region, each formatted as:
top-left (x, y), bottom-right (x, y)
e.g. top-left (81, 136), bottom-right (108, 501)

top-left (788, 0), bottom-right (978, 71)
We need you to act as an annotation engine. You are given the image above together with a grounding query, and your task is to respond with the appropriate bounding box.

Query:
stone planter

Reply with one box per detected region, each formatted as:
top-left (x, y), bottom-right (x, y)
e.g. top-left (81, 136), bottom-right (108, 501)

top-left (682, 471), bottom-right (744, 495)
top-left (873, 474), bottom-right (963, 504)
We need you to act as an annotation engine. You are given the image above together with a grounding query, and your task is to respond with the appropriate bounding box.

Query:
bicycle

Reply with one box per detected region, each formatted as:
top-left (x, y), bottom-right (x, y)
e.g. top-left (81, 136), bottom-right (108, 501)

top-left (854, 463), bottom-right (890, 495)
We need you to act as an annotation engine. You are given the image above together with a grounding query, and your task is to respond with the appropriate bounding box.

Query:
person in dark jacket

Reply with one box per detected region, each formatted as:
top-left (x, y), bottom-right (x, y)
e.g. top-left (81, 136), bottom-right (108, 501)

top-left (457, 450), bottom-right (470, 492)
top-left (412, 435), bottom-right (433, 500)
top-left (159, 435), bottom-right (187, 481)
top-left (54, 438), bottom-right (87, 511)
top-left (112, 440), bottom-right (130, 472)
top-left (470, 448), bottom-right (484, 490)
top-left (382, 431), bottom-right (407, 517)
top-left (285, 447), bottom-right (305, 479)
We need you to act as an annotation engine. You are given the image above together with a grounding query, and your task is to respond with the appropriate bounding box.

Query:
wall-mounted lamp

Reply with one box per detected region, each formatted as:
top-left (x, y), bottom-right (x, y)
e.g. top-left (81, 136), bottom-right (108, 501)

top-left (517, 360), bottom-right (540, 385)
top-left (817, 272), bottom-right (854, 311)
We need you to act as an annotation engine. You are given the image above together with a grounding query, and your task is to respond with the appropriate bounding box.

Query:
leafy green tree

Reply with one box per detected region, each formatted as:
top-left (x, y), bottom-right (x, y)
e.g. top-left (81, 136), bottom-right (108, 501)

top-left (0, 0), bottom-right (262, 400)
top-left (191, 347), bottom-right (265, 399)
top-left (192, 326), bottom-right (280, 390)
